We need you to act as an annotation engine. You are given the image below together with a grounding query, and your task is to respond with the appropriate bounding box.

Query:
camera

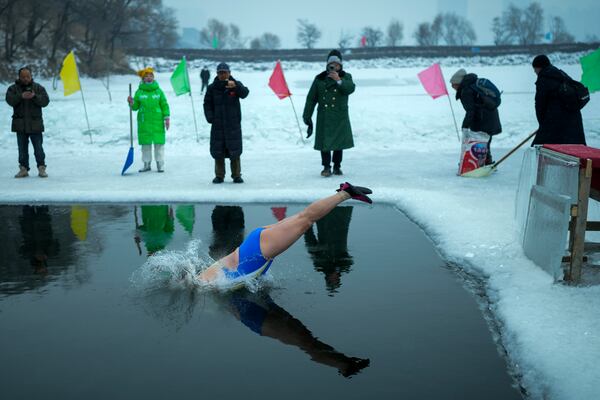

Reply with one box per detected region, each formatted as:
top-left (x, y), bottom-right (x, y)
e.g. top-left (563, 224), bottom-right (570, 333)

top-left (327, 64), bottom-right (336, 72)
top-left (23, 86), bottom-right (33, 92)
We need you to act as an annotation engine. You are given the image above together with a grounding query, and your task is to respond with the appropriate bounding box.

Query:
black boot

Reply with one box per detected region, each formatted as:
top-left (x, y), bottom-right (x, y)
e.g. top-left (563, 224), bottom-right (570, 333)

top-left (336, 182), bottom-right (373, 204)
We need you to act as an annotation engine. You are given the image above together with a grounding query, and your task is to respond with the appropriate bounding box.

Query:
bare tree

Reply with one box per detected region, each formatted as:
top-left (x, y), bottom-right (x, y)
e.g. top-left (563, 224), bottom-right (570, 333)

top-left (297, 19), bottom-right (321, 49)
top-left (338, 30), bottom-right (353, 49)
top-left (23, 0), bottom-right (52, 48)
top-left (2, 0), bottom-right (26, 61)
top-left (437, 13), bottom-right (476, 46)
top-left (249, 37), bottom-right (260, 50)
top-left (492, 2), bottom-right (544, 45)
top-left (361, 26), bottom-right (383, 47)
top-left (386, 19), bottom-right (403, 46)
top-left (0, 0), bottom-right (177, 77)
top-left (492, 16), bottom-right (511, 45)
top-left (260, 32), bottom-right (280, 49)
top-left (228, 24), bottom-right (247, 49)
top-left (521, 2), bottom-right (544, 45)
top-left (200, 19), bottom-right (229, 49)
top-left (585, 34), bottom-right (599, 43)
top-left (43, 0), bottom-right (73, 73)
top-left (413, 22), bottom-right (437, 46)
top-left (549, 16), bottom-right (574, 44)
top-left (250, 32), bottom-right (280, 49)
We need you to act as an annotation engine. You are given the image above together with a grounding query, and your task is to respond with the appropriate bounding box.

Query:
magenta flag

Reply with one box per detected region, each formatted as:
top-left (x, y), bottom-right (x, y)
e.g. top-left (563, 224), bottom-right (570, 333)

top-left (417, 63), bottom-right (448, 99)
top-left (268, 60), bottom-right (291, 99)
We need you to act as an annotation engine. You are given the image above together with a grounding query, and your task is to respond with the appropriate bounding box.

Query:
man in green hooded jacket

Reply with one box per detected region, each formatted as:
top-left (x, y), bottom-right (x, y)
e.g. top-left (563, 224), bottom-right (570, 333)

top-left (127, 67), bottom-right (170, 173)
top-left (303, 50), bottom-right (355, 177)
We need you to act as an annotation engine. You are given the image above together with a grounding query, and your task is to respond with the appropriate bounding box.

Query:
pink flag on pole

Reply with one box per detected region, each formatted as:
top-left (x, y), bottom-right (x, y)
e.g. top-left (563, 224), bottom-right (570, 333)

top-left (360, 36), bottom-right (367, 47)
top-left (268, 60), bottom-right (291, 99)
top-left (417, 63), bottom-right (448, 99)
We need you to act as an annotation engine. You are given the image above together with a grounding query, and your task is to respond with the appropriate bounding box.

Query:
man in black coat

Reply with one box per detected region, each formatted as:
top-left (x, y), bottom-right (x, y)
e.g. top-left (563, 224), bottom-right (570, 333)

top-left (203, 62), bottom-right (249, 184)
top-left (200, 66), bottom-right (210, 95)
top-left (450, 69), bottom-right (502, 165)
top-left (5, 67), bottom-right (50, 178)
top-left (531, 54), bottom-right (586, 145)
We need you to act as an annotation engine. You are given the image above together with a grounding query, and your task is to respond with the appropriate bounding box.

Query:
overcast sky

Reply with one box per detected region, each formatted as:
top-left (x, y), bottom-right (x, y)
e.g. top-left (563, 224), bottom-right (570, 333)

top-left (163, 0), bottom-right (600, 48)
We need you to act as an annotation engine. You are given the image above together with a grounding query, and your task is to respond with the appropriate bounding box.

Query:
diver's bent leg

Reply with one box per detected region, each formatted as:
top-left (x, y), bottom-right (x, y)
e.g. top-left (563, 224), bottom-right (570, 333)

top-left (260, 192), bottom-right (350, 259)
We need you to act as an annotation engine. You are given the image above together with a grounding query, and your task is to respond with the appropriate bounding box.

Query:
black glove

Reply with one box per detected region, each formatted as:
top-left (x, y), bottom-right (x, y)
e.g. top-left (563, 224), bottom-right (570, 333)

top-left (306, 121), bottom-right (313, 138)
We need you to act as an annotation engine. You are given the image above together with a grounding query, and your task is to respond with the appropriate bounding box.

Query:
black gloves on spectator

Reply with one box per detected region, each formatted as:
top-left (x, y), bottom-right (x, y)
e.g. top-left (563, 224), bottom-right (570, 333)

top-left (304, 117), bottom-right (313, 138)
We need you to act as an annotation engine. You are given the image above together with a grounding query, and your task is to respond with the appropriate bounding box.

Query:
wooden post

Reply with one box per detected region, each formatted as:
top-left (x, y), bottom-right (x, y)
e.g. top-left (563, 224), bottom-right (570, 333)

top-left (568, 158), bottom-right (592, 284)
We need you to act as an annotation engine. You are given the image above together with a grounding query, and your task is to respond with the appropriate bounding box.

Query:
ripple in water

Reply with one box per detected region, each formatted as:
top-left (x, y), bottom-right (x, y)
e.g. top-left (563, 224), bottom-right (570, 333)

top-left (130, 239), bottom-right (273, 293)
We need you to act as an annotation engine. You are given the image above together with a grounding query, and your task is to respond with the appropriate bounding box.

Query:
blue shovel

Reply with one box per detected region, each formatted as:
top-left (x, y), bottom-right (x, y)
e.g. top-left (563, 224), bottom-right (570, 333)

top-left (121, 83), bottom-right (134, 175)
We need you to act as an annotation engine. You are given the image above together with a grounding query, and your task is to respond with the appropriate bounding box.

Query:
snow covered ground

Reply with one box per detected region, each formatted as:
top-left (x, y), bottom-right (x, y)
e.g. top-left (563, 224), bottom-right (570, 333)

top-left (1, 55), bottom-right (600, 399)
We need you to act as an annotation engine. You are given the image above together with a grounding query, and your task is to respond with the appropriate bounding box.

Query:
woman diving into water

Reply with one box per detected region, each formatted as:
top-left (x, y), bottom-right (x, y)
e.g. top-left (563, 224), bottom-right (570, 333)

top-left (197, 182), bottom-right (372, 285)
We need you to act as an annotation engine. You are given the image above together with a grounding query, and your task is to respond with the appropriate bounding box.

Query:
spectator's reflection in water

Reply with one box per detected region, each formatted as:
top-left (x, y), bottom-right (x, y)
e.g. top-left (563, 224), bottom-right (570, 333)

top-left (20, 205), bottom-right (59, 275)
top-left (135, 205), bottom-right (174, 256)
top-left (225, 290), bottom-right (370, 378)
top-left (209, 206), bottom-right (245, 260)
top-left (304, 206), bottom-right (354, 294)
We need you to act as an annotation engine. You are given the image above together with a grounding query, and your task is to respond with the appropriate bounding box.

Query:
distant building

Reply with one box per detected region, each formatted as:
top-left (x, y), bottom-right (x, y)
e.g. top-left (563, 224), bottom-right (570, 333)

top-left (177, 27), bottom-right (201, 49)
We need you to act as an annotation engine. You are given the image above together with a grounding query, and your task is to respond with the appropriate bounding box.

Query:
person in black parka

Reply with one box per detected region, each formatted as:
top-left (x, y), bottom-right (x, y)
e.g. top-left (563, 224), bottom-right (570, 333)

top-left (200, 66), bottom-right (210, 94)
top-left (5, 67), bottom-right (50, 178)
top-left (531, 54), bottom-right (586, 146)
top-left (450, 69), bottom-right (502, 165)
top-left (203, 62), bottom-right (249, 184)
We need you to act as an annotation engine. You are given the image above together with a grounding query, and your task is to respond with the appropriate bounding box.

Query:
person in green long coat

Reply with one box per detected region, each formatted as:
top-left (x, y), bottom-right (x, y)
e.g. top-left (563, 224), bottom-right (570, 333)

top-left (127, 67), bottom-right (170, 173)
top-left (303, 50), bottom-right (355, 177)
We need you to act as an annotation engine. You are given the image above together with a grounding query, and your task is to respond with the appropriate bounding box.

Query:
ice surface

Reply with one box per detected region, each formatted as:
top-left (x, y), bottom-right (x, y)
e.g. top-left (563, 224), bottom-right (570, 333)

top-left (523, 185), bottom-right (572, 281)
top-left (515, 147), bottom-right (538, 242)
top-left (537, 149), bottom-right (580, 202)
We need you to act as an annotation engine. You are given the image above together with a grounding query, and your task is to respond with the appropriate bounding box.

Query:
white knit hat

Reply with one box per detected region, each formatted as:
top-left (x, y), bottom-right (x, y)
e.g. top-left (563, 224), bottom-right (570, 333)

top-left (450, 68), bottom-right (467, 85)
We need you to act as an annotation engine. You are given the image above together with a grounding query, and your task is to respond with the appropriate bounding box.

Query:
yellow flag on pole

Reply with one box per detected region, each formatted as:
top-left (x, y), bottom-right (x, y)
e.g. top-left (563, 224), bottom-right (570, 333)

top-left (60, 51), bottom-right (81, 96)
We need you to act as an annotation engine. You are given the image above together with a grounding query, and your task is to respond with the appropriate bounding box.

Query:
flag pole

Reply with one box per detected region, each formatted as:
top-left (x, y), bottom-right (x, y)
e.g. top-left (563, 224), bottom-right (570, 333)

top-left (73, 51), bottom-right (92, 144)
top-left (80, 90), bottom-right (92, 144)
top-left (446, 95), bottom-right (460, 142)
top-left (189, 93), bottom-right (199, 143)
top-left (288, 96), bottom-right (304, 142)
top-left (438, 65), bottom-right (460, 142)
top-left (184, 56), bottom-right (200, 143)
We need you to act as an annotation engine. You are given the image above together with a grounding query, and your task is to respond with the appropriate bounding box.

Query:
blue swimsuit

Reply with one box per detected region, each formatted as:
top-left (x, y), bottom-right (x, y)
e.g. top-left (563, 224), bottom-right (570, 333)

top-left (223, 227), bottom-right (273, 280)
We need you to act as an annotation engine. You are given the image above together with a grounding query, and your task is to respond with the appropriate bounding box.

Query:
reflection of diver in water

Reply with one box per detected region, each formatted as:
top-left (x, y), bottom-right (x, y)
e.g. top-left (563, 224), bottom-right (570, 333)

top-left (135, 205), bottom-right (174, 256)
top-left (304, 206), bottom-right (353, 293)
top-left (226, 290), bottom-right (370, 377)
top-left (19, 206), bottom-right (59, 275)
top-left (209, 206), bottom-right (245, 260)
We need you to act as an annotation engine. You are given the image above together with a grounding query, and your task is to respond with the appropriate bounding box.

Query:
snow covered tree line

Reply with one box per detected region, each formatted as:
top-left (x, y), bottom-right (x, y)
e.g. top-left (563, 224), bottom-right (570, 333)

top-left (0, 0), bottom-right (178, 78)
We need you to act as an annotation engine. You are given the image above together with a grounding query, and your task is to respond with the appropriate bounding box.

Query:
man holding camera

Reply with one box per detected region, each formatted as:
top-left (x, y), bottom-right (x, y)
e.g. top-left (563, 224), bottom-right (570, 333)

top-left (303, 49), bottom-right (355, 177)
top-left (5, 67), bottom-right (50, 178)
top-left (203, 62), bottom-right (249, 184)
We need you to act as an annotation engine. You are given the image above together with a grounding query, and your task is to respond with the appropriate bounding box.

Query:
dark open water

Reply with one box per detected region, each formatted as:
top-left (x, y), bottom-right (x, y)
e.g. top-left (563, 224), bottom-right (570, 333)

top-left (0, 204), bottom-right (522, 399)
